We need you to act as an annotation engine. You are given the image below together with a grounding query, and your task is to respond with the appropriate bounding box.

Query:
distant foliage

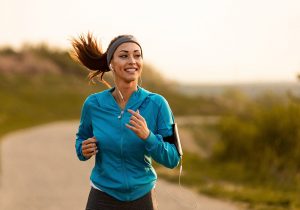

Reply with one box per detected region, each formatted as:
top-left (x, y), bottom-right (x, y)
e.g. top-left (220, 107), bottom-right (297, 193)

top-left (0, 45), bottom-right (84, 76)
top-left (213, 92), bottom-right (300, 187)
top-left (0, 44), bottom-right (226, 116)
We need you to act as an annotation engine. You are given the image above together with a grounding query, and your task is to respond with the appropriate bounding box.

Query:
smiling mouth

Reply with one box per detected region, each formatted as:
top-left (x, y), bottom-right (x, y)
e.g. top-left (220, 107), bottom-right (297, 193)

top-left (125, 68), bottom-right (137, 73)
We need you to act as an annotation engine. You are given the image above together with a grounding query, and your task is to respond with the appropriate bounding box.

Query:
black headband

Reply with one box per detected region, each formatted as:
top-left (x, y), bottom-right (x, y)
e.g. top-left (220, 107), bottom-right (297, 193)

top-left (106, 35), bottom-right (142, 64)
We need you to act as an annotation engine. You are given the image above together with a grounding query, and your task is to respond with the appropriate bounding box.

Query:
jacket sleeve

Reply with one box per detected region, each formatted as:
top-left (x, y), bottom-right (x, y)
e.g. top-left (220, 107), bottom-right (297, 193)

top-left (144, 96), bottom-right (180, 169)
top-left (75, 97), bottom-right (93, 161)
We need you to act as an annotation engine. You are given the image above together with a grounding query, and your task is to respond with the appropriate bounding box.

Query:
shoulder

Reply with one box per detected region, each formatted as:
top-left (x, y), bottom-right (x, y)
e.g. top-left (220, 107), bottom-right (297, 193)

top-left (83, 89), bottom-right (109, 107)
top-left (148, 92), bottom-right (169, 105)
top-left (143, 90), bottom-right (170, 109)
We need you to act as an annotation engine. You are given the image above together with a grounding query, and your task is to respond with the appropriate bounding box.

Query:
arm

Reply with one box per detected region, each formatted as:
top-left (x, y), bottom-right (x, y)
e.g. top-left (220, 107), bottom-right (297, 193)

top-left (75, 97), bottom-right (94, 161)
top-left (144, 97), bottom-right (180, 169)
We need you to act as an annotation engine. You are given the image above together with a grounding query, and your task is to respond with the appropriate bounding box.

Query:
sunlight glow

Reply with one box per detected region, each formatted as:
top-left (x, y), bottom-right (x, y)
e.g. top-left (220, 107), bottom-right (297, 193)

top-left (1, 0), bottom-right (300, 84)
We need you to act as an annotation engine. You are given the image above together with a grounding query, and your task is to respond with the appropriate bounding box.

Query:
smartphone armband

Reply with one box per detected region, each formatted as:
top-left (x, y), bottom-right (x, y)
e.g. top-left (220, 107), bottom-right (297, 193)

top-left (163, 123), bottom-right (183, 156)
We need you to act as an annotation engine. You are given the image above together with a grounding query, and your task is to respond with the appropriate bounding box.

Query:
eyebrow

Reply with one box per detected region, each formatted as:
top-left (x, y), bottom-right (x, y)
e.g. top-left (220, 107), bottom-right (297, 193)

top-left (118, 50), bottom-right (141, 53)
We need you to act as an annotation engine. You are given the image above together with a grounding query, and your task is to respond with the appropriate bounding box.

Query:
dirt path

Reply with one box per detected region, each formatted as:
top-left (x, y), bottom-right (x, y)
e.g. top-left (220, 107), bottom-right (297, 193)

top-left (0, 121), bottom-right (239, 210)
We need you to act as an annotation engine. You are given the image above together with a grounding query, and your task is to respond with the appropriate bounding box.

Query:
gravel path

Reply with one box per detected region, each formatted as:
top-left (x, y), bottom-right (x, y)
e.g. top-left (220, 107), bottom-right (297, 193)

top-left (0, 121), bottom-right (239, 210)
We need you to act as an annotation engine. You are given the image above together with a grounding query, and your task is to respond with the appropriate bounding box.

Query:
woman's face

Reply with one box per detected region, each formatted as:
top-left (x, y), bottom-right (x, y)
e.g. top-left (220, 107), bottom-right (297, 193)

top-left (110, 42), bottom-right (143, 83)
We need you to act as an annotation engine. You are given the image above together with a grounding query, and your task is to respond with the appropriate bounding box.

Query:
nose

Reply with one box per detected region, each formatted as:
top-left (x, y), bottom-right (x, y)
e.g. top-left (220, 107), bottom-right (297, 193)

top-left (128, 55), bottom-right (136, 64)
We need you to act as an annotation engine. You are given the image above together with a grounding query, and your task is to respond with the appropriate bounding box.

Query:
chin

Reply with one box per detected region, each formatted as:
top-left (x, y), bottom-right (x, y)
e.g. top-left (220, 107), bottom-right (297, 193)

top-left (124, 77), bottom-right (138, 83)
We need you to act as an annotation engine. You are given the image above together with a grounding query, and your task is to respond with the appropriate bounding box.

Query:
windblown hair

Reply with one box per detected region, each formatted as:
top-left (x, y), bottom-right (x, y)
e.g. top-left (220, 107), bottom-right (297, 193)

top-left (70, 32), bottom-right (111, 87)
top-left (70, 33), bottom-right (139, 87)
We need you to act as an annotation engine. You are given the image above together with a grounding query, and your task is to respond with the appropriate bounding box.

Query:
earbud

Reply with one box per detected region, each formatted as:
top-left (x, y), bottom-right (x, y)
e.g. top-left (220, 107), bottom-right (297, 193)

top-left (109, 64), bottom-right (114, 71)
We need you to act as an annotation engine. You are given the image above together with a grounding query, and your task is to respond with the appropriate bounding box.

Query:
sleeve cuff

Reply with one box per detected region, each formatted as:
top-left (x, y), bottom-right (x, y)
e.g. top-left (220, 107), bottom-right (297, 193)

top-left (78, 151), bottom-right (88, 161)
top-left (77, 143), bottom-right (89, 161)
top-left (145, 131), bottom-right (158, 151)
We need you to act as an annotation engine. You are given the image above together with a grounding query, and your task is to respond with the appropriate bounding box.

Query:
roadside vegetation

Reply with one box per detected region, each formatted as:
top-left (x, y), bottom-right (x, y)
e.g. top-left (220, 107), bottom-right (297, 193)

top-left (158, 90), bottom-right (300, 210)
top-left (1, 45), bottom-right (299, 210)
top-left (0, 45), bottom-right (221, 137)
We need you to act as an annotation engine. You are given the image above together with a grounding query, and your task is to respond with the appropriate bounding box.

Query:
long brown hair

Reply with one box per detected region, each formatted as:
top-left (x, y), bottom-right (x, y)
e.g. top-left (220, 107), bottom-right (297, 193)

top-left (70, 33), bottom-right (141, 88)
top-left (70, 32), bottom-right (111, 87)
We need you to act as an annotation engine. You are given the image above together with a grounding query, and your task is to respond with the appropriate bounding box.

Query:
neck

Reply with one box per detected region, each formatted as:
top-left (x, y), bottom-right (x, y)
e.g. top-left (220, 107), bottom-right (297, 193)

top-left (113, 81), bottom-right (138, 107)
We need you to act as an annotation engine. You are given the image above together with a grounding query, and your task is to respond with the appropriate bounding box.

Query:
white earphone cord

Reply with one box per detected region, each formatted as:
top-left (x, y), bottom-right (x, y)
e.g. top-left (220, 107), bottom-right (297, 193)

top-left (179, 156), bottom-right (183, 187)
top-left (110, 65), bottom-right (125, 103)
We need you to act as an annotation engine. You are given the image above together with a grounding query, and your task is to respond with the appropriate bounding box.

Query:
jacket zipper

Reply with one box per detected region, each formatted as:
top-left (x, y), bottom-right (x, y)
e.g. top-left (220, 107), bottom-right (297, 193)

top-left (111, 89), bottom-right (136, 199)
top-left (120, 110), bottom-right (130, 199)
top-left (118, 110), bottom-right (124, 119)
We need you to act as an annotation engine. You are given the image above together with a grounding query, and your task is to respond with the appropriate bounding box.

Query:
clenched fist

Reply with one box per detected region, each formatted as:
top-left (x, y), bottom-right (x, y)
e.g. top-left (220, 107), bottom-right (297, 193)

top-left (82, 137), bottom-right (98, 159)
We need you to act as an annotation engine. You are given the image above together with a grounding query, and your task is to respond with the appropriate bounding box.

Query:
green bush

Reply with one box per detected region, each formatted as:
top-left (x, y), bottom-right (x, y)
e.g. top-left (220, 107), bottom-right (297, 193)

top-left (213, 94), bottom-right (300, 188)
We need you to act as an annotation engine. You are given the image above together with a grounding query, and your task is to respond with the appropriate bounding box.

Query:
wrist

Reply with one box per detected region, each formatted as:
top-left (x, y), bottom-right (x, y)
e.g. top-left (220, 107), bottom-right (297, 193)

top-left (142, 130), bottom-right (150, 140)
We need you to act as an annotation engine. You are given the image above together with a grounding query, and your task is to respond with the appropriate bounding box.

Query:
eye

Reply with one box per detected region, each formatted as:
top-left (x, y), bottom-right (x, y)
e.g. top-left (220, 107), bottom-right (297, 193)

top-left (134, 54), bottom-right (142, 58)
top-left (119, 55), bottom-right (127, 58)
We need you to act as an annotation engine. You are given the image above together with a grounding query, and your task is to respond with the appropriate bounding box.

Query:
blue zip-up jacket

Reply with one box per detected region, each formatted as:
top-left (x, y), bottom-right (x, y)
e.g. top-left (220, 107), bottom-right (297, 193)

top-left (75, 86), bottom-right (180, 201)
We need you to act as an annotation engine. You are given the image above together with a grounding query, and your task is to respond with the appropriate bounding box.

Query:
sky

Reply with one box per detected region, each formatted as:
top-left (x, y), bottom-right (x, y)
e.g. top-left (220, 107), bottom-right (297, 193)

top-left (1, 0), bottom-right (300, 84)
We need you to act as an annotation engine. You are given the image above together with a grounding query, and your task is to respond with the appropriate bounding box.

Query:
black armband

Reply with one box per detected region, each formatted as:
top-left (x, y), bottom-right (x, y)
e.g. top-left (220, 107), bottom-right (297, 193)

top-left (163, 123), bottom-right (183, 156)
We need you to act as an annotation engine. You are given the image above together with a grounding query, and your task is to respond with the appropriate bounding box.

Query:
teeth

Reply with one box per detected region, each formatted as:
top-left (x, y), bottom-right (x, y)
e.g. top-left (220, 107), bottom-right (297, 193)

top-left (125, 68), bottom-right (136, 73)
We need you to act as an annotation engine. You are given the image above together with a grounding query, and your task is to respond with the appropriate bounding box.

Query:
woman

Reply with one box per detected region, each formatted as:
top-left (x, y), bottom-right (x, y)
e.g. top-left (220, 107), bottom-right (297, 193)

top-left (71, 33), bottom-right (180, 210)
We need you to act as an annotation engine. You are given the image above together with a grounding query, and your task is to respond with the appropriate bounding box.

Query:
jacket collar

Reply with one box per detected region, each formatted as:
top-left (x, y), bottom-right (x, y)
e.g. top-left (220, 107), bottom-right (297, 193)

top-left (95, 86), bottom-right (151, 110)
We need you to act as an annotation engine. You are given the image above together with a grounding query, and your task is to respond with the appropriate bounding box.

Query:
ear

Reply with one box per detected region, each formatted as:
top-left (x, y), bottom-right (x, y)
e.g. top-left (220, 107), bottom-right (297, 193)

top-left (109, 64), bottom-right (114, 71)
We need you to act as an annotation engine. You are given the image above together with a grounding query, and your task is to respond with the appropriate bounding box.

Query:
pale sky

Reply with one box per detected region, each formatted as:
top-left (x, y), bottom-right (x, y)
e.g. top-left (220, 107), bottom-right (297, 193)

top-left (1, 0), bottom-right (300, 84)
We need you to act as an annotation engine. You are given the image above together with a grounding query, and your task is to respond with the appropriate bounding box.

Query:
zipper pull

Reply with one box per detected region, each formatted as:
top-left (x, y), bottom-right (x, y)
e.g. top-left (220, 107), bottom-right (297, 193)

top-left (118, 110), bottom-right (124, 119)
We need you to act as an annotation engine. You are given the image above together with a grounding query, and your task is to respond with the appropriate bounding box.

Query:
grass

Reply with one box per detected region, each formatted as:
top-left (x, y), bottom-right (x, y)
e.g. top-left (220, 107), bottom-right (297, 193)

top-left (154, 115), bottom-right (300, 210)
top-left (185, 123), bottom-right (220, 157)
top-left (1, 74), bottom-right (300, 210)
top-left (154, 123), bottom-right (300, 210)
top-left (0, 75), bottom-right (102, 138)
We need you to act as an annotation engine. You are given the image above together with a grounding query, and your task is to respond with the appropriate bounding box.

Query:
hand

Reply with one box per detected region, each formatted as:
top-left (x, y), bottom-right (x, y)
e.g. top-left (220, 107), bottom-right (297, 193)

top-left (126, 109), bottom-right (150, 140)
top-left (82, 137), bottom-right (98, 159)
